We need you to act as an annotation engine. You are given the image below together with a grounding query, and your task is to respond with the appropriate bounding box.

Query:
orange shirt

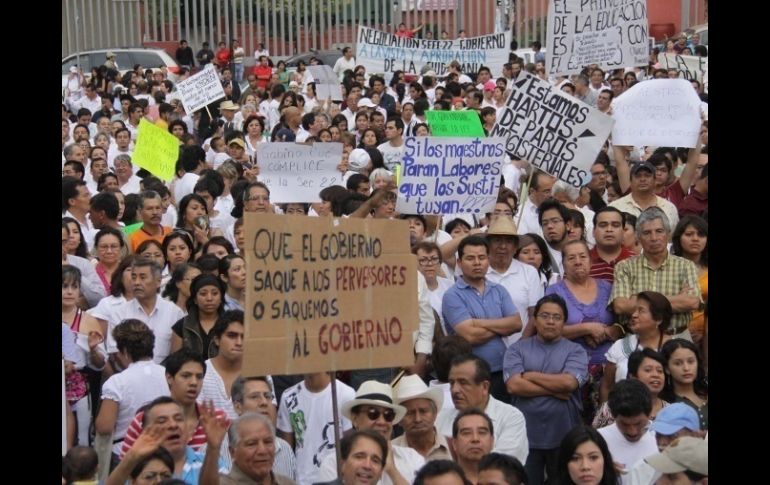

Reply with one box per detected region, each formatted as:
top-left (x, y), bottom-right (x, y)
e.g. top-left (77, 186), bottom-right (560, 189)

top-left (129, 225), bottom-right (173, 253)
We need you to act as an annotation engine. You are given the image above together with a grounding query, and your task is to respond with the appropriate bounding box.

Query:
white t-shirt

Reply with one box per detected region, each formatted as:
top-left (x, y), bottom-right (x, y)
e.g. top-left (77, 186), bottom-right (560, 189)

top-left (277, 380), bottom-right (355, 485)
top-left (377, 141), bottom-right (405, 171)
top-left (174, 172), bottom-right (200, 205)
top-left (427, 277), bottom-right (455, 335)
top-left (486, 259), bottom-right (544, 345)
top-left (598, 423), bottom-right (658, 485)
top-left (317, 444), bottom-right (425, 485)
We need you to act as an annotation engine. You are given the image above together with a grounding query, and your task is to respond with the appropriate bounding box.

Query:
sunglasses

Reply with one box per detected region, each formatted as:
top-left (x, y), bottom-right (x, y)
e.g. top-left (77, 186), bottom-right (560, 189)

top-left (363, 407), bottom-right (396, 422)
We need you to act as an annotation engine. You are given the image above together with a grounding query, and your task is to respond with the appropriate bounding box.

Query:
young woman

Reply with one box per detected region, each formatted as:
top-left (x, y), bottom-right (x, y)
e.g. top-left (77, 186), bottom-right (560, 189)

top-left (600, 291), bottom-right (673, 404)
top-left (555, 426), bottom-right (619, 485)
top-left (515, 233), bottom-right (555, 291)
top-left (671, 216), bottom-right (708, 343)
top-left (357, 128), bottom-right (380, 150)
top-left (219, 254), bottom-right (246, 311)
top-left (62, 217), bottom-right (90, 259)
top-left (593, 348), bottom-right (669, 428)
top-left (276, 60), bottom-right (290, 90)
top-left (135, 239), bottom-right (167, 285)
top-left (162, 230), bottom-right (195, 277)
top-left (162, 262), bottom-right (202, 314)
top-left (661, 339), bottom-right (708, 430)
top-left (243, 115), bottom-right (267, 156)
top-left (170, 273), bottom-right (226, 359)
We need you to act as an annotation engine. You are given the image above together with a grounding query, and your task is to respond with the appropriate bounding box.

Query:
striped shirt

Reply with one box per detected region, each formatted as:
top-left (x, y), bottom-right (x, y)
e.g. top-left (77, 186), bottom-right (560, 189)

top-left (181, 445), bottom-right (228, 484)
top-left (589, 246), bottom-right (636, 283)
top-left (610, 253), bottom-right (701, 333)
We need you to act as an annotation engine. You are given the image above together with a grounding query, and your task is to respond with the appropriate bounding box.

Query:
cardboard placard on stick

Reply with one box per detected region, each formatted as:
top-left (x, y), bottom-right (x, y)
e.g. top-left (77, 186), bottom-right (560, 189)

top-left (176, 63), bottom-right (226, 115)
top-left (131, 119), bottom-right (180, 182)
top-left (243, 214), bottom-right (419, 376)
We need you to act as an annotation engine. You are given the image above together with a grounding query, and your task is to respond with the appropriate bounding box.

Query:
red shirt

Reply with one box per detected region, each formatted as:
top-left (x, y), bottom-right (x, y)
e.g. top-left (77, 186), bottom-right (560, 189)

top-left (119, 403), bottom-right (228, 458)
top-left (396, 30), bottom-right (414, 38)
top-left (589, 246), bottom-right (636, 283)
top-left (678, 188), bottom-right (707, 218)
top-left (253, 65), bottom-right (273, 90)
top-left (657, 180), bottom-right (686, 208)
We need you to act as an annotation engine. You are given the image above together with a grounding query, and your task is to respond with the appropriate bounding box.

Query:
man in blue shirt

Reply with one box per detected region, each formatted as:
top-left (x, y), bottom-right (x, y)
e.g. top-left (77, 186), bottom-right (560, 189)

top-left (443, 235), bottom-right (522, 402)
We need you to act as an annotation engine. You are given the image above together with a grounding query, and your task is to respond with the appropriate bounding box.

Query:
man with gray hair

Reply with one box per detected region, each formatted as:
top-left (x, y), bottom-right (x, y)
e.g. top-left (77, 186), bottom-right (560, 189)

top-left (610, 207), bottom-right (701, 338)
top-left (200, 411), bottom-right (296, 485)
top-left (107, 258), bottom-right (185, 366)
top-left (113, 153), bottom-right (142, 195)
top-left (573, 75), bottom-right (597, 107)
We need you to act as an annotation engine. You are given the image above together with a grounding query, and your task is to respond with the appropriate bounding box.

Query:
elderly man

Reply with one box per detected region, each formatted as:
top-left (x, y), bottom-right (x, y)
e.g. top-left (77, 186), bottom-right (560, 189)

top-left (611, 207), bottom-right (701, 338)
top-left (515, 169), bottom-right (555, 236)
top-left (230, 376), bottom-right (296, 480)
top-left (317, 381), bottom-right (425, 485)
top-left (442, 235), bottom-right (522, 401)
top-left (644, 437), bottom-right (708, 485)
top-left (129, 190), bottom-right (173, 252)
top-left (452, 409), bottom-right (496, 484)
top-left (199, 411), bottom-right (295, 485)
top-left (393, 375), bottom-right (451, 461)
top-left (436, 354), bottom-right (529, 464)
top-left (485, 216), bottom-right (543, 344)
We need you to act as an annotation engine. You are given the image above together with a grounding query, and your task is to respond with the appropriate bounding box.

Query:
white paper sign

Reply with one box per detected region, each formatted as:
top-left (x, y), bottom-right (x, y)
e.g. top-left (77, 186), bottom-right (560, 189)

top-left (396, 137), bottom-right (505, 215)
top-left (489, 71), bottom-right (614, 188)
top-left (661, 53), bottom-right (708, 83)
top-left (356, 26), bottom-right (511, 82)
top-left (611, 79), bottom-right (702, 148)
top-left (175, 64), bottom-right (226, 114)
top-left (546, 0), bottom-right (649, 76)
top-left (257, 142), bottom-right (343, 202)
top-left (307, 65), bottom-right (343, 101)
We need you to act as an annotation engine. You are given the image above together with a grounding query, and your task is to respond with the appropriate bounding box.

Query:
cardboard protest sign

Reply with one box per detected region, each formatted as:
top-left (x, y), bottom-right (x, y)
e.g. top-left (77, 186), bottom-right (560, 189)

top-left (307, 65), bottom-right (343, 101)
top-left (425, 110), bottom-right (485, 137)
top-left (546, 0), bottom-right (649, 76)
top-left (611, 79), bottom-right (701, 148)
top-left (243, 214), bottom-right (418, 376)
top-left (256, 142), bottom-right (343, 203)
top-left (489, 71), bottom-right (613, 188)
top-left (661, 53), bottom-right (708, 83)
top-left (131, 119), bottom-right (180, 182)
top-left (357, 26), bottom-right (511, 82)
top-left (395, 136), bottom-right (505, 215)
top-left (175, 63), bottom-right (226, 114)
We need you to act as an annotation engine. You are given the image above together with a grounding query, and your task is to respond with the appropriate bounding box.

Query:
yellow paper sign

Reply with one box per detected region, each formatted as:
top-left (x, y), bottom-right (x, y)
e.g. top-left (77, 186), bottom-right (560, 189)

top-left (243, 214), bottom-right (419, 376)
top-left (131, 119), bottom-right (180, 182)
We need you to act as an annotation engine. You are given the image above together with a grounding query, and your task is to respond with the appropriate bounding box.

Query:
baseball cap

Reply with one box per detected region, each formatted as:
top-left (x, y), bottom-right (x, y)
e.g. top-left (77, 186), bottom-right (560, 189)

top-left (227, 138), bottom-right (246, 149)
top-left (348, 149), bottom-right (371, 172)
top-left (651, 403), bottom-right (701, 435)
top-left (630, 161), bottom-right (655, 176)
top-left (483, 80), bottom-right (496, 91)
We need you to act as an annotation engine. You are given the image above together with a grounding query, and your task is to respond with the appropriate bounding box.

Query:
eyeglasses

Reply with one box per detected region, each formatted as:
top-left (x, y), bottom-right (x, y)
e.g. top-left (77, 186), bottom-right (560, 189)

top-left (246, 391), bottom-right (275, 401)
top-left (97, 244), bottom-right (121, 252)
top-left (418, 256), bottom-right (440, 266)
top-left (140, 471), bottom-right (173, 481)
top-left (537, 312), bottom-right (564, 322)
top-left (541, 218), bottom-right (564, 227)
top-left (363, 407), bottom-right (396, 422)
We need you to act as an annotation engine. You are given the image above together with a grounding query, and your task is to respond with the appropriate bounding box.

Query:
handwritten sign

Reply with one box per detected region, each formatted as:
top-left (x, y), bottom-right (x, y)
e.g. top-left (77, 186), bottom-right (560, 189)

top-left (395, 136), bottom-right (505, 215)
top-left (425, 110), bottom-right (485, 137)
top-left (307, 65), bottom-right (343, 101)
top-left (661, 53), bottom-right (708, 83)
top-left (175, 63), bottom-right (226, 114)
top-left (131, 119), bottom-right (180, 182)
top-left (546, 0), bottom-right (649, 76)
top-left (357, 26), bottom-right (511, 82)
top-left (256, 142), bottom-right (343, 202)
top-left (489, 72), bottom-right (613, 188)
top-left (243, 214), bottom-right (418, 375)
top-left (611, 79), bottom-right (702, 148)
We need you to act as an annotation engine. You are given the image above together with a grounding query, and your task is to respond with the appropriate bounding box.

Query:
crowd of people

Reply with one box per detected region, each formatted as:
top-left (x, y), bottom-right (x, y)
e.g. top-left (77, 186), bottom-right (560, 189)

top-left (61, 25), bottom-right (709, 485)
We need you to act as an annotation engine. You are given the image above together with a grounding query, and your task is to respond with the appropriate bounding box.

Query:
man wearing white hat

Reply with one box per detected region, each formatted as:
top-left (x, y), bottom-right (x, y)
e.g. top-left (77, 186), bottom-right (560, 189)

top-left (393, 375), bottom-right (452, 461)
top-left (645, 437), bottom-right (707, 484)
top-left (317, 380), bottom-right (425, 485)
top-left (219, 100), bottom-right (240, 137)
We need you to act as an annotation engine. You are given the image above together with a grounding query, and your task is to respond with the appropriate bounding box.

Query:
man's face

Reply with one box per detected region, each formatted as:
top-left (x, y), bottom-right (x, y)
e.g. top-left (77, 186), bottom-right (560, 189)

top-left (591, 70), bottom-right (604, 85)
top-left (458, 244), bottom-right (489, 282)
top-left (167, 361), bottom-right (204, 405)
top-left (639, 218), bottom-right (668, 256)
top-left (384, 121), bottom-right (400, 141)
top-left (533, 302), bottom-right (565, 342)
top-left (654, 163), bottom-right (671, 186)
top-left (615, 413), bottom-right (650, 443)
top-left (371, 115), bottom-right (385, 132)
top-left (597, 92), bottom-right (612, 110)
top-left (70, 184), bottom-right (91, 212)
top-left (511, 63), bottom-right (522, 78)
top-left (372, 80), bottom-right (385, 95)
top-left (140, 196), bottom-right (163, 226)
top-left (630, 169), bottom-right (654, 194)
top-left (488, 235), bottom-right (516, 268)
top-left (245, 186), bottom-right (270, 213)
top-left (655, 429), bottom-right (699, 452)
top-left (85, 86), bottom-right (96, 99)
top-left (588, 163), bottom-right (607, 191)
top-left (222, 69), bottom-right (232, 81)
top-left (130, 106), bottom-right (143, 122)
top-left (655, 472), bottom-right (699, 485)
top-left (400, 398), bottom-right (437, 437)
top-left (131, 265), bottom-right (160, 300)
top-left (593, 211), bottom-right (623, 248)
top-left (69, 145), bottom-right (86, 163)
top-left (453, 414), bottom-right (494, 463)
top-left (248, 75), bottom-right (258, 89)
top-left (424, 472), bottom-right (467, 485)
top-left (232, 420), bottom-right (276, 482)
top-left (195, 190), bottom-right (215, 212)
top-left (448, 361), bottom-right (488, 410)
top-left (611, 80), bottom-right (624, 96)
top-left (477, 70), bottom-right (491, 84)
top-left (540, 208), bottom-right (568, 246)
top-left (341, 436), bottom-right (384, 485)
top-left (352, 405), bottom-right (395, 439)
top-left (62, 164), bottom-right (80, 179)
top-left (145, 402), bottom-right (187, 455)
top-left (216, 322), bottom-right (245, 361)
top-left (530, 176), bottom-right (555, 206)
top-left (235, 380), bottom-right (275, 419)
